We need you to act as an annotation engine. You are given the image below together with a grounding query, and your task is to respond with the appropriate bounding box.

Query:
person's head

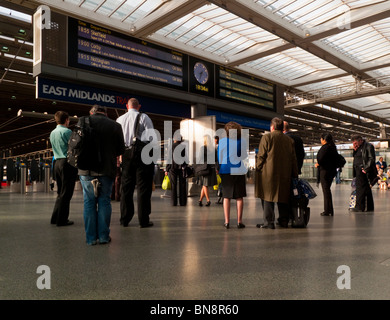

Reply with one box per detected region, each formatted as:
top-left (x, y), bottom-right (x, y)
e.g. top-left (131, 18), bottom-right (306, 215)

top-left (320, 133), bottom-right (334, 146)
top-left (270, 117), bottom-right (283, 132)
top-left (54, 111), bottom-right (69, 126)
top-left (203, 135), bottom-right (212, 146)
top-left (173, 134), bottom-right (182, 143)
top-left (283, 121), bottom-right (290, 133)
top-left (224, 121), bottom-right (242, 139)
top-left (90, 105), bottom-right (107, 115)
top-left (379, 157), bottom-right (384, 162)
top-left (214, 135), bottom-right (219, 145)
top-left (351, 135), bottom-right (363, 151)
top-left (127, 98), bottom-right (140, 111)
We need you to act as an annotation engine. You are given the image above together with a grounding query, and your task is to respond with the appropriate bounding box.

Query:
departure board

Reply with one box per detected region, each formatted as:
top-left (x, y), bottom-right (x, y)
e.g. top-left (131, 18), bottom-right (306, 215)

top-left (68, 18), bottom-right (187, 90)
top-left (217, 66), bottom-right (275, 110)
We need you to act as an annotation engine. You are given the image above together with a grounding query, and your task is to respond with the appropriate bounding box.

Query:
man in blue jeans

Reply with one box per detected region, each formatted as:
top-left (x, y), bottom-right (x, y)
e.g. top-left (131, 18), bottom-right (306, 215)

top-left (78, 105), bottom-right (125, 245)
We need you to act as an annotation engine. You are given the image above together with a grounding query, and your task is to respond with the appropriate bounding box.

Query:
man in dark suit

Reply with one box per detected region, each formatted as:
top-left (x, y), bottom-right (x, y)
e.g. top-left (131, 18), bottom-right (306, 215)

top-left (78, 105), bottom-right (125, 245)
top-left (284, 121), bottom-right (305, 175)
top-left (116, 98), bottom-right (155, 228)
top-left (351, 135), bottom-right (376, 212)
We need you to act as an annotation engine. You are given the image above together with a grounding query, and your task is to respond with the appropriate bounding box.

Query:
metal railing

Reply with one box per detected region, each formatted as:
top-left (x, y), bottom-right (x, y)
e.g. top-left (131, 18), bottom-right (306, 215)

top-left (285, 75), bottom-right (390, 108)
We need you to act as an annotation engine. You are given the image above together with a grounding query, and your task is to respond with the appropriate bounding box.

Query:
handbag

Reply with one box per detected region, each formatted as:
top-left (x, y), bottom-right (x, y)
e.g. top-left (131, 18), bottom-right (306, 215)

top-left (181, 164), bottom-right (194, 179)
top-left (162, 175), bottom-right (171, 190)
top-left (213, 174), bottom-right (221, 190)
top-left (292, 178), bottom-right (317, 200)
top-left (194, 163), bottom-right (210, 176)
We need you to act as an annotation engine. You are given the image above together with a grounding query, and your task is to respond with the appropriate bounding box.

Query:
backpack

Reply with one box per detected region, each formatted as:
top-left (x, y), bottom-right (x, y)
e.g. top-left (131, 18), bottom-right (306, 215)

top-left (67, 116), bottom-right (101, 172)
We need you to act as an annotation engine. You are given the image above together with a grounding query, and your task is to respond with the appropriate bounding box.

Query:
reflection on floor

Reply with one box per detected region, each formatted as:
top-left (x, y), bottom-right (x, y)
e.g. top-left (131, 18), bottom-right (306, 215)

top-left (1, 182), bottom-right (390, 300)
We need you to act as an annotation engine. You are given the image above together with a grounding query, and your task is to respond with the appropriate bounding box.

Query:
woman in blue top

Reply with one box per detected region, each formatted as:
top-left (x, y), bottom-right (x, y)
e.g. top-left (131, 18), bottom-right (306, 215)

top-left (218, 121), bottom-right (248, 229)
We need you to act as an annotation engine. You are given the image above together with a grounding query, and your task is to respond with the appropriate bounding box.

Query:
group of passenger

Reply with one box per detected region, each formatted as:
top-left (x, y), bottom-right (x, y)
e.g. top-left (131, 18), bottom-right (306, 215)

top-left (315, 133), bottom-right (379, 214)
top-left (50, 99), bottom-right (153, 246)
top-left (49, 98), bottom-right (382, 245)
top-left (374, 157), bottom-right (389, 190)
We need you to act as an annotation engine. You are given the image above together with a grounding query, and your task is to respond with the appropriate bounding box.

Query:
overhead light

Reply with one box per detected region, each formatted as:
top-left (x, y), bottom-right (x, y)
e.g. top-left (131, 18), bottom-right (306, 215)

top-left (11, 95), bottom-right (16, 99)
top-left (18, 29), bottom-right (26, 35)
top-left (1, 46), bottom-right (9, 52)
top-left (25, 51), bottom-right (32, 57)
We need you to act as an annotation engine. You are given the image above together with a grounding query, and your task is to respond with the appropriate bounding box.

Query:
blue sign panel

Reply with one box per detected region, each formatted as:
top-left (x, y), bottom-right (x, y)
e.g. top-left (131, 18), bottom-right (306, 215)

top-left (207, 109), bottom-right (270, 130)
top-left (36, 77), bottom-right (190, 117)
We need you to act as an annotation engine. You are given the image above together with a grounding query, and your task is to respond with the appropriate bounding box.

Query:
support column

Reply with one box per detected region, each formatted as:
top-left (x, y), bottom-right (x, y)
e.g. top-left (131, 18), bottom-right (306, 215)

top-left (379, 124), bottom-right (387, 139)
top-left (191, 103), bottom-right (207, 119)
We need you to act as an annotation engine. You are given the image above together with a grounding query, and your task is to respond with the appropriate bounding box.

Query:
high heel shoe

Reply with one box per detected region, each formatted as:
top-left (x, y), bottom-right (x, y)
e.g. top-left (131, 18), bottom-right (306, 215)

top-left (205, 201), bottom-right (211, 207)
top-left (198, 200), bottom-right (203, 207)
top-left (237, 223), bottom-right (246, 229)
top-left (224, 223), bottom-right (229, 229)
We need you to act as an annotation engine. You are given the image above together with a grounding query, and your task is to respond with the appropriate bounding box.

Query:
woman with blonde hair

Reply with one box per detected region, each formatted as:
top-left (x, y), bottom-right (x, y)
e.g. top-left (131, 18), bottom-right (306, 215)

top-left (197, 135), bottom-right (218, 206)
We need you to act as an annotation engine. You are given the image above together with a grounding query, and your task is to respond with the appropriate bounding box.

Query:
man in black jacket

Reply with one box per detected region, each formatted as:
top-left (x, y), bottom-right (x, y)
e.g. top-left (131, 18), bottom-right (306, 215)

top-left (284, 121), bottom-right (305, 175)
top-left (351, 135), bottom-right (377, 212)
top-left (78, 105), bottom-right (125, 245)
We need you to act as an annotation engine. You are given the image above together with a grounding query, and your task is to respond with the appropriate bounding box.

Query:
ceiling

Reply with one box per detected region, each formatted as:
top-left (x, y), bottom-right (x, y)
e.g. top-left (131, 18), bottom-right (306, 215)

top-left (1, 0), bottom-right (390, 158)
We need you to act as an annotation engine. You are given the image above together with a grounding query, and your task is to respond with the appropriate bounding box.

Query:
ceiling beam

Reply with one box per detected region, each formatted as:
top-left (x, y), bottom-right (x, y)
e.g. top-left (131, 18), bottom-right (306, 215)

top-left (210, 0), bottom-right (388, 83)
top-left (134, 0), bottom-right (208, 38)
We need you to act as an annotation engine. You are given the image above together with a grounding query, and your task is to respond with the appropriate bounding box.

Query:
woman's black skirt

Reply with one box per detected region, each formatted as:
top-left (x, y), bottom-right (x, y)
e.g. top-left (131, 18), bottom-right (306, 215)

top-left (219, 174), bottom-right (246, 199)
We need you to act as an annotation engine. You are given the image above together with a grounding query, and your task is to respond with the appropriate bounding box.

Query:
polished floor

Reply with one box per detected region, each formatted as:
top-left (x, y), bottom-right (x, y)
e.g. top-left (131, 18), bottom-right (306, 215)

top-left (1, 181), bottom-right (390, 301)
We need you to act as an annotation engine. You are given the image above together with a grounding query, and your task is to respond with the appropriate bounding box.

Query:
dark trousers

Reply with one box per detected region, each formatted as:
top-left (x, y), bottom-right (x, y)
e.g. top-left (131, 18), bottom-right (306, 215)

top-left (168, 169), bottom-right (187, 206)
top-left (120, 149), bottom-right (154, 226)
top-left (320, 169), bottom-right (336, 215)
top-left (262, 200), bottom-right (290, 226)
top-left (51, 159), bottom-right (77, 225)
top-left (355, 167), bottom-right (374, 211)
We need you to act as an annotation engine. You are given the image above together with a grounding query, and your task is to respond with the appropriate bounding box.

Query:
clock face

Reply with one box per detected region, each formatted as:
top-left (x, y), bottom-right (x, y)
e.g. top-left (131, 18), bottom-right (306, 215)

top-left (194, 62), bottom-right (209, 84)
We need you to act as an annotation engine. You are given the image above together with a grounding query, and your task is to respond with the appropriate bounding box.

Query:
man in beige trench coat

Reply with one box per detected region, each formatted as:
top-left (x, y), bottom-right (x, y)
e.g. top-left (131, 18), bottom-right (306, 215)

top-left (255, 117), bottom-right (298, 229)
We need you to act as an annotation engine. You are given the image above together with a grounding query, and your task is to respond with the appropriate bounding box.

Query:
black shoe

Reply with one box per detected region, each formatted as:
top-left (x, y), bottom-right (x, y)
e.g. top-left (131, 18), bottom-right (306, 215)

top-left (120, 221), bottom-right (129, 227)
top-left (205, 201), bottom-right (211, 207)
top-left (370, 176), bottom-right (380, 187)
top-left (350, 208), bottom-right (363, 212)
top-left (237, 223), bottom-right (245, 229)
top-left (256, 223), bottom-right (275, 229)
top-left (198, 200), bottom-right (203, 207)
top-left (320, 212), bottom-right (334, 216)
top-left (224, 223), bottom-right (229, 229)
top-left (140, 222), bottom-right (154, 228)
top-left (99, 236), bottom-right (111, 244)
top-left (277, 218), bottom-right (288, 228)
top-left (57, 220), bottom-right (74, 227)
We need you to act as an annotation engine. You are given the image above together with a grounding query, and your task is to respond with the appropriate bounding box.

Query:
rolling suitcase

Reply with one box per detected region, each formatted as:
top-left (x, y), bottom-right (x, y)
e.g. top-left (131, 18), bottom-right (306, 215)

top-left (291, 178), bottom-right (314, 228)
top-left (291, 196), bottom-right (310, 228)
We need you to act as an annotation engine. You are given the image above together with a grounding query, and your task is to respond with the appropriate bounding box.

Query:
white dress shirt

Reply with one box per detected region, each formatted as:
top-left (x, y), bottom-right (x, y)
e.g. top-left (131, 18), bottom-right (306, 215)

top-left (116, 109), bottom-right (155, 147)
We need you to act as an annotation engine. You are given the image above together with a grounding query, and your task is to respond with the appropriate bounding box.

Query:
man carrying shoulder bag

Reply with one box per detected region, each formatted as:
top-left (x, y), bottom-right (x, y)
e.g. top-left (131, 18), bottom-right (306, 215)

top-left (116, 98), bottom-right (155, 228)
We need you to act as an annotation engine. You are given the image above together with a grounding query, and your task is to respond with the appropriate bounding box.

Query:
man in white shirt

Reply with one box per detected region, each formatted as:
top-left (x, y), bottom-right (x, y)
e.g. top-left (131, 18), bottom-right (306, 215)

top-left (116, 98), bottom-right (155, 228)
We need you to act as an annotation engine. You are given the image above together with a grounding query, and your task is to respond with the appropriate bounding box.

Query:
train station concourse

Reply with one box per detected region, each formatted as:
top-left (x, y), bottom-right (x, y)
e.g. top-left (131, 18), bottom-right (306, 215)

top-left (1, 0), bottom-right (390, 307)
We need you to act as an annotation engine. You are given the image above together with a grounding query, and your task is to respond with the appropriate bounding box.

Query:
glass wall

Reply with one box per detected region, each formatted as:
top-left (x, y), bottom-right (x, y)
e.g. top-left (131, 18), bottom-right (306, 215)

top-left (301, 148), bottom-right (390, 182)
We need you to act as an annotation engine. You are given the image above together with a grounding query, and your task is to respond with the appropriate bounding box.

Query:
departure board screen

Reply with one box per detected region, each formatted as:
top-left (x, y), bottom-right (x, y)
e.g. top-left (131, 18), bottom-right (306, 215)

top-left (216, 66), bottom-right (275, 110)
top-left (68, 18), bottom-right (187, 90)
